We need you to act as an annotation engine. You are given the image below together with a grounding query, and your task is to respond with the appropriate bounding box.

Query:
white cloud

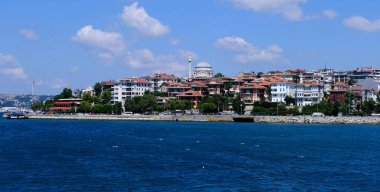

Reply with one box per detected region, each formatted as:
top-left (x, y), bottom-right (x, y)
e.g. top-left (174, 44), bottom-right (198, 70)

top-left (20, 29), bottom-right (38, 40)
top-left (322, 9), bottom-right (337, 19)
top-left (0, 53), bottom-right (28, 79)
top-left (69, 66), bottom-right (80, 73)
top-left (228, 0), bottom-right (307, 21)
top-left (125, 49), bottom-right (193, 75)
top-left (170, 39), bottom-right (181, 45)
top-left (343, 16), bottom-right (380, 32)
top-left (215, 36), bottom-right (288, 64)
top-left (120, 2), bottom-right (170, 37)
top-left (73, 25), bottom-right (125, 62)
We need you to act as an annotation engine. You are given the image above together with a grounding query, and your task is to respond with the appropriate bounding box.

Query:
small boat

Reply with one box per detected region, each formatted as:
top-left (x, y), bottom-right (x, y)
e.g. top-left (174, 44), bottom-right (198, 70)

top-left (6, 111), bottom-right (29, 119)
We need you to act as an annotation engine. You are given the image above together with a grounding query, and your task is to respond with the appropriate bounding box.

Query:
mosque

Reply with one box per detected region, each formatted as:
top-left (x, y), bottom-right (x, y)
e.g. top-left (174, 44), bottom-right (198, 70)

top-left (187, 53), bottom-right (213, 81)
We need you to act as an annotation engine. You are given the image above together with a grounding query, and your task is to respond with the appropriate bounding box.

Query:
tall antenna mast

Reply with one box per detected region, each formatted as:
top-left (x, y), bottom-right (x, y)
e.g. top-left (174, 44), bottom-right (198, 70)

top-left (188, 52), bottom-right (192, 80)
top-left (32, 81), bottom-right (35, 95)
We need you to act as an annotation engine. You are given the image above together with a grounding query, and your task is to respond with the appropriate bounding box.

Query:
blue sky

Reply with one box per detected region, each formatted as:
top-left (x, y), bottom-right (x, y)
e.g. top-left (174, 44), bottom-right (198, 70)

top-left (1, 0), bottom-right (380, 95)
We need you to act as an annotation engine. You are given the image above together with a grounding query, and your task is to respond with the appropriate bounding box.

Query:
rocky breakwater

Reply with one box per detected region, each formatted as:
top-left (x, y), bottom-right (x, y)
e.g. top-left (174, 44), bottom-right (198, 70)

top-left (254, 115), bottom-right (380, 124)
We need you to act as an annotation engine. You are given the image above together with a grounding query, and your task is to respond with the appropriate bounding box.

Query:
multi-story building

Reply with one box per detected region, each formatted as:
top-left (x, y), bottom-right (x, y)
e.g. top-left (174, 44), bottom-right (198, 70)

top-left (270, 81), bottom-right (296, 103)
top-left (295, 82), bottom-right (324, 106)
top-left (206, 78), bottom-right (224, 95)
top-left (240, 83), bottom-right (267, 104)
top-left (350, 67), bottom-right (380, 83)
top-left (142, 73), bottom-right (177, 92)
top-left (100, 80), bottom-right (116, 92)
top-left (160, 82), bottom-right (190, 97)
top-left (333, 71), bottom-right (350, 84)
top-left (81, 86), bottom-right (95, 97)
top-left (112, 78), bottom-right (152, 104)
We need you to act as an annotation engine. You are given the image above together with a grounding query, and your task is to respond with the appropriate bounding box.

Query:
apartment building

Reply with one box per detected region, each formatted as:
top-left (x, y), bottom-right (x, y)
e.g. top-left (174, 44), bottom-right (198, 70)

top-left (112, 78), bottom-right (152, 103)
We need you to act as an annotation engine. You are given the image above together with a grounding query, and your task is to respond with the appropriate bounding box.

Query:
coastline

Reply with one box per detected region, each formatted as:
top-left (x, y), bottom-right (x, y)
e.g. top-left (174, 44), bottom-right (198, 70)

top-left (24, 114), bottom-right (380, 124)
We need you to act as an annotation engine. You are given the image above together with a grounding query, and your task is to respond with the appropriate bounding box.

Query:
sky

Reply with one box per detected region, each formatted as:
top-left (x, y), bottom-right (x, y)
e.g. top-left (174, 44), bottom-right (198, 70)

top-left (1, 0), bottom-right (380, 95)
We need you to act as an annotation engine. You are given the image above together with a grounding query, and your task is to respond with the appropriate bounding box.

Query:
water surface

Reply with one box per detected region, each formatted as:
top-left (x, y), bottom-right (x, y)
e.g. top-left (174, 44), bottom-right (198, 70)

top-left (0, 119), bottom-right (379, 191)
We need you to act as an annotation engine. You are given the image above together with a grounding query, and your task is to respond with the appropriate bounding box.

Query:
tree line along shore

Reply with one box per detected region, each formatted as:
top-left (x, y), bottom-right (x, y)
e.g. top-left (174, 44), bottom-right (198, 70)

top-left (31, 85), bottom-right (380, 117)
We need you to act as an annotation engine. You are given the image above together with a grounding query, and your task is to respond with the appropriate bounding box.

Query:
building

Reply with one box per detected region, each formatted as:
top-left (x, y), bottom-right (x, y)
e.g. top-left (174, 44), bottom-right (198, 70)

top-left (112, 78), bottom-right (152, 104)
top-left (357, 78), bottom-right (380, 92)
top-left (160, 82), bottom-right (190, 97)
top-left (192, 62), bottom-right (213, 80)
top-left (142, 73), bottom-right (177, 92)
top-left (295, 82), bottom-right (324, 106)
top-left (333, 71), bottom-right (349, 84)
top-left (100, 80), bottom-right (116, 92)
top-left (206, 78), bottom-right (224, 95)
top-left (50, 98), bottom-right (82, 112)
top-left (177, 90), bottom-right (203, 108)
top-left (187, 81), bottom-right (208, 95)
top-left (240, 83), bottom-right (267, 104)
top-left (350, 67), bottom-right (380, 83)
top-left (81, 86), bottom-right (95, 97)
top-left (270, 81), bottom-right (296, 103)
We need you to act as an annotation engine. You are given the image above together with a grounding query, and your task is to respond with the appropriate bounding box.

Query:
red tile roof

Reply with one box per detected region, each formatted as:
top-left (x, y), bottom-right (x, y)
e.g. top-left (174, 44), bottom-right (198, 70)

top-left (240, 83), bottom-right (266, 89)
top-left (177, 90), bottom-right (203, 97)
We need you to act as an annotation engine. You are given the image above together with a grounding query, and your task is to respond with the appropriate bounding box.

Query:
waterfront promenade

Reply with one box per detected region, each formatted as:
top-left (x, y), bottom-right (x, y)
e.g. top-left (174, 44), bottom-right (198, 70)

top-left (27, 114), bottom-right (380, 124)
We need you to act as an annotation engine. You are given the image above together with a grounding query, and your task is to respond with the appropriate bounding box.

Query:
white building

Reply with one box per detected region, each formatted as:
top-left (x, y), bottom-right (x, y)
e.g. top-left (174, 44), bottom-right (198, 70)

top-left (112, 78), bottom-right (152, 104)
top-left (295, 83), bottom-right (324, 106)
top-left (192, 62), bottom-right (213, 80)
top-left (81, 86), bottom-right (95, 97)
top-left (270, 81), bottom-right (296, 103)
top-left (142, 73), bottom-right (177, 92)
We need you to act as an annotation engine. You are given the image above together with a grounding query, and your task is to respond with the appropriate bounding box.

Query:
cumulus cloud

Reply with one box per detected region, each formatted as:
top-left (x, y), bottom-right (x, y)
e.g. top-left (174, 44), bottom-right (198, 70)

top-left (73, 25), bottom-right (126, 62)
top-left (20, 29), bottom-right (38, 40)
top-left (125, 49), bottom-right (194, 75)
top-left (343, 16), bottom-right (380, 32)
top-left (322, 9), bottom-right (337, 19)
top-left (0, 53), bottom-right (28, 79)
top-left (228, 0), bottom-right (307, 21)
top-left (215, 36), bottom-right (288, 64)
top-left (120, 2), bottom-right (170, 37)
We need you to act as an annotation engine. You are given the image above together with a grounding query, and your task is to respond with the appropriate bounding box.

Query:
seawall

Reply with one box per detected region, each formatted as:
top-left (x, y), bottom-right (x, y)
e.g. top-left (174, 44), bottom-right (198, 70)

top-left (26, 114), bottom-right (380, 124)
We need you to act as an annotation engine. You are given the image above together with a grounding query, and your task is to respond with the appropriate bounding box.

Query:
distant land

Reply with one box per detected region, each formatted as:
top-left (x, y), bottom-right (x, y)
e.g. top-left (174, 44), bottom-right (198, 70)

top-left (0, 94), bottom-right (53, 108)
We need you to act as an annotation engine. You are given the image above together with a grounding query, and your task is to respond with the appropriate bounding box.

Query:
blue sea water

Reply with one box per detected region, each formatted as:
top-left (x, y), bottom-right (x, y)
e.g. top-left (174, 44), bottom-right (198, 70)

top-left (0, 119), bottom-right (380, 191)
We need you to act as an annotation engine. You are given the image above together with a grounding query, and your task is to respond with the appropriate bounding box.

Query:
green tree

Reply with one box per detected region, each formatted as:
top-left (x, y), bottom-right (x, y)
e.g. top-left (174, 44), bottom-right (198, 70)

top-left (199, 103), bottom-right (217, 114)
top-left (347, 79), bottom-right (353, 86)
top-left (287, 105), bottom-right (301, 115)
top-left (284, 95), bottom-right (295, 106)
top-left (31, 102), bottom-right (43, 111)
top-left (54, 88), bottom-right (73, 100)
top-left (343, 91), bottom-right (356, 114)
top-left (113, 102), bottom-right (122, 115)
top-left (94, 82), bottom-right (102, 96)
top-left (62, 88), bottom-right (72, 99)
top-left (214, 73), bottom-right (224, 78)
top-left (101, 90), bottom-right (112, 104)
top-left (82, 92), bottom-right (100, 104)
top-left (232, 99), bottom-right (245, 115)
top-left (362, 99), bottom-right (375, 116)
top-left (292, 75), bottom-right (300, 83)
top-left (78, 101), bottom-right (92, 113)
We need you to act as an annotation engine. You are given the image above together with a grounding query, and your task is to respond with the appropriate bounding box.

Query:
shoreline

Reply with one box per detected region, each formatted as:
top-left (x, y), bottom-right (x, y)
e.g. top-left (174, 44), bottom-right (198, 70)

top-left (23, 114), bottom-right (380, 124)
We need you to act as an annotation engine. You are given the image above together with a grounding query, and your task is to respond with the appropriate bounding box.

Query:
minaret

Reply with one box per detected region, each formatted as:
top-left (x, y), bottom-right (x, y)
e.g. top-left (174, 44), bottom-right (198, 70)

top-left (188, 52), bottom-right (192, 80)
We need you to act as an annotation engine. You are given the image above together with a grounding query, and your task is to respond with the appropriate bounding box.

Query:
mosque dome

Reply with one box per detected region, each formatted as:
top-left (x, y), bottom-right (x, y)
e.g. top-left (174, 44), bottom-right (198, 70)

top-left (196, 61), bottom-right (211, 68)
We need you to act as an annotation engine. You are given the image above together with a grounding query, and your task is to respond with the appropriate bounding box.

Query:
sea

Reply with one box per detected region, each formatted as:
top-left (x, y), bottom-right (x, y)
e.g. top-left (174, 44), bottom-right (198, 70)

top-left (0, 119), bottom-right (379, 191)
